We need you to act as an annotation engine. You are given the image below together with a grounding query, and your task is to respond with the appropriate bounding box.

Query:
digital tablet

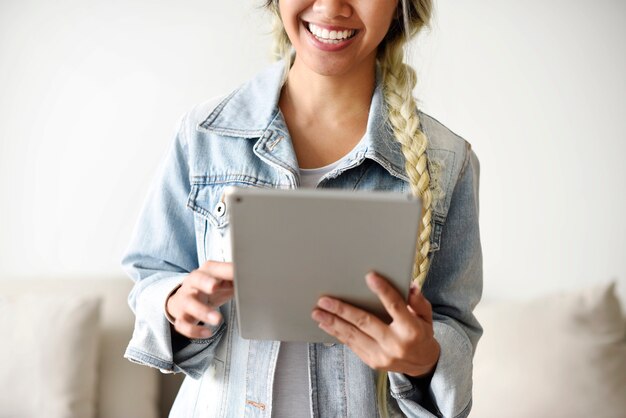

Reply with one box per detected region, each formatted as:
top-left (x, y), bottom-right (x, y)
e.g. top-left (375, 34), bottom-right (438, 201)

top-left (224, 186), bottom-right (421, 343)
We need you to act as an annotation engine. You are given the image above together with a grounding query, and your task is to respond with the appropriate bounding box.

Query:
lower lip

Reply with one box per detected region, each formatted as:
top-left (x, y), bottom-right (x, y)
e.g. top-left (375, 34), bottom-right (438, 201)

top-left (302, 21), bottom-right (357, 52)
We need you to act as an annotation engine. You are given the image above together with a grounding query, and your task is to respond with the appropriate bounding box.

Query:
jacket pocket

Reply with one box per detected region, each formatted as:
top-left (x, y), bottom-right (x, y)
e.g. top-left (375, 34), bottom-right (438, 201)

top-left (187, 183), bottom-right (231, 229)
top-left (186, 176), bottom-right (285, 228)
top-left (186, 177), bottom-right (285, 262)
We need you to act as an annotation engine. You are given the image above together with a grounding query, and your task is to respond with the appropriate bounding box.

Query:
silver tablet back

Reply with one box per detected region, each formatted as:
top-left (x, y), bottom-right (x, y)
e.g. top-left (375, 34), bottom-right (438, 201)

top-left (224, 186), bottom-right (421, 343)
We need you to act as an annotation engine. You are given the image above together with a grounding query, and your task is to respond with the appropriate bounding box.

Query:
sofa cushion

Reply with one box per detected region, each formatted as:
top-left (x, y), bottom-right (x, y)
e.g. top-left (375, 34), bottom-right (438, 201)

top-left (0, 278), bottom-right (161, 418)
top-left (472, 281), bottom-right (626, 418)
top-left (0, 292), bottom-right (101, 418)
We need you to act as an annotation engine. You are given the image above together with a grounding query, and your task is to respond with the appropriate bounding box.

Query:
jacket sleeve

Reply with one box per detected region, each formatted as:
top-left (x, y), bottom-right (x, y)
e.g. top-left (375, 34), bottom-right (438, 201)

top-left (388, 147), bottom-right (483, 418)
top-left (121, 114), bottom-right (226, 380)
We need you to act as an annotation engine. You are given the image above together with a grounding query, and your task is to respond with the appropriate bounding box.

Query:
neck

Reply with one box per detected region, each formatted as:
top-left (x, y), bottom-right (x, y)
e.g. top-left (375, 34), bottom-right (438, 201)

top-left (280, 55), bottom-right (376, 123)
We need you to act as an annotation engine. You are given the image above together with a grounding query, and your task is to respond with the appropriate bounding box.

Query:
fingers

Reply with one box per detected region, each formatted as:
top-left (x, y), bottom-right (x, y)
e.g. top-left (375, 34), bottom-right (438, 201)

top-left (314, 297), bottom-right (388, 341)
top-left (312, 308), bottom-right (378, 351)
top-left (187, 261), bottom-right (234, 301)
top-left (188, 271), bottom-right (233, 299)
top-left (174, 313), bottom-right (214, 339)
top-left (169, 261), bottom-right (235, 339)
top-left (196, 260), bottom-right (234, 281)
top-left (311, 273), bottom-right (438, 376)
top-left (170, 288), bottom-right (230, 339)
top-left (408, 285), bottom-right (433, 324)
top-left (183, 294), bottom-right (223, 326)
top-left (365, 272), bottom-right (413, 324)
top-left (313, 308), bottom-right (399, 372)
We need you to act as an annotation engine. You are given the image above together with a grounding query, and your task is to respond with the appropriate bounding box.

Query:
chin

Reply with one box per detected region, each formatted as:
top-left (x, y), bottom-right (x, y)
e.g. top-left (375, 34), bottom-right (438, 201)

top-left (298, 55), bottom-right (356, 78)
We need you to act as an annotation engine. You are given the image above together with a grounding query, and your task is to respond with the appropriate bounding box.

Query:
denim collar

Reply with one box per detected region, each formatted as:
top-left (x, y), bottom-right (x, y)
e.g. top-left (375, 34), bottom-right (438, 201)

top-left (198, 59), bottom-right (409, 181)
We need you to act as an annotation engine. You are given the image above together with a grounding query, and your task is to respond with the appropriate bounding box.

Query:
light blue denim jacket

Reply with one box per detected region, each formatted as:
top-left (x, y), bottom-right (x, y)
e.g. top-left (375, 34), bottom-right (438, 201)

top-left (122, 59), bottom-right (482, 418)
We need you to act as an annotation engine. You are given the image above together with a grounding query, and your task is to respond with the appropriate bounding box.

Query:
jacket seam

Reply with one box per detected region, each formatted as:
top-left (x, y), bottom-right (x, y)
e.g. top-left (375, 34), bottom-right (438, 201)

top-left (429, 142), bottom-right (471, 233)
top-left (198, 89), bottom-right (240, 130)
top-left (458, 142), bottom-right (472, 179)
top-left (189, 174), bottom-right (281, 187)
top-left (390, 385), bottom-right (417, 399)
top-left (124, 346), bottom-right (173, 370)
top-left (418, 111), bottom-right (469, 149)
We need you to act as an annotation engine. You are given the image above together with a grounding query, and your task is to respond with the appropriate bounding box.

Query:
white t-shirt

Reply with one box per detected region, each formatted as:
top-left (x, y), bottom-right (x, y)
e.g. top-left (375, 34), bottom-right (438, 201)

top-left (271, 154), bottom-right (350, 418)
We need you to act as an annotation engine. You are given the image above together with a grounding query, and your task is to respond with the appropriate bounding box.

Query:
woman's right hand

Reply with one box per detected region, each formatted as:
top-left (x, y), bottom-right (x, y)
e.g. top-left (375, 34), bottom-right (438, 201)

top-left (166, 260), bottom-right (234, 339)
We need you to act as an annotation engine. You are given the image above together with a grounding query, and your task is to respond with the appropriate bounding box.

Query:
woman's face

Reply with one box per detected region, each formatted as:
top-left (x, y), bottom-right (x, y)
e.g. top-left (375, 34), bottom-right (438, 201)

top-left (279, 0), bottom-right (399, 77)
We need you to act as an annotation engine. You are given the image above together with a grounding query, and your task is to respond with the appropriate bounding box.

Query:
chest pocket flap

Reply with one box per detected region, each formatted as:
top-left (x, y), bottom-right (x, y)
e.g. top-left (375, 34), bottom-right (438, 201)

top-left (186, 175), bottom-right (287, 228)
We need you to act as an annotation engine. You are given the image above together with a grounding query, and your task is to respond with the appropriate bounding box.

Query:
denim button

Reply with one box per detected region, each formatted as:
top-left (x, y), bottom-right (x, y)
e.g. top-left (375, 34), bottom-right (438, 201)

top-left (215, 202), bottom-right (226, 217)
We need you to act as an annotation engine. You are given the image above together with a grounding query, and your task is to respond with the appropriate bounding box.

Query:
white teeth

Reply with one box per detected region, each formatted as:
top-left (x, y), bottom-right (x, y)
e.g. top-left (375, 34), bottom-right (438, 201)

top-left (307, 22), bottom-right (355, 42)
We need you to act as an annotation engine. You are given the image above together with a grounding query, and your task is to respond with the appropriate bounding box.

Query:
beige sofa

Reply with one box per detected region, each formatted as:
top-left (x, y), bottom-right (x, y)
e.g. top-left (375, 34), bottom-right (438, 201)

top-left (1, 278), bottom-right (624, 417)
top-left (0, 278), bottom-right (182, 418)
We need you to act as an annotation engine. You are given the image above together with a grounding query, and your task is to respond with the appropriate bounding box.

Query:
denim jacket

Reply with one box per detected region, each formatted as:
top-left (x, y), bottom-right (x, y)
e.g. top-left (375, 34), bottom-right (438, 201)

top-left (122, 59), bottom-right (483, 418)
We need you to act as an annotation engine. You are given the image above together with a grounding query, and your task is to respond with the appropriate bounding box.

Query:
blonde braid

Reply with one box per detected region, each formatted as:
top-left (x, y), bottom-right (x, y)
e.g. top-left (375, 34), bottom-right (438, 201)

top-left (380, 42), bottom-right (433, 288)
top-left (376, 44), bottom-right (433, 418)
top-left (376, 3), bottom-right (433, 416)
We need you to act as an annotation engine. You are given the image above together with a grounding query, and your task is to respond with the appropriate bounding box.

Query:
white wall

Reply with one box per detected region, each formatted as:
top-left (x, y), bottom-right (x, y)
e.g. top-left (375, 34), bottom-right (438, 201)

top-left (1, 1), bottom-right (624, 303)
top-left (419, 1), bottom-right (626, 301)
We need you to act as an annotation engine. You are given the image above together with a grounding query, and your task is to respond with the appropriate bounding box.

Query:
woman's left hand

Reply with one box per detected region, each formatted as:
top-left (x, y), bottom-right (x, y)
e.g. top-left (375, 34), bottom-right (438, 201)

top-left (311, 271), bottom-right (440, 377)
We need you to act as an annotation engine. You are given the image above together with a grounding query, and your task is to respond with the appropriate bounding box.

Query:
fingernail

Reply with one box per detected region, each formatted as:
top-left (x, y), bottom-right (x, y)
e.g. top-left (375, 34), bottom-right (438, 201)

top-left (318, 297), bottom-right (334, 311)
top-left (365, 272), bottom-right (379, 289)
top-left (206, 311), bottom-right (221, 325)
top-left (318, 322), bottom-right (331, 332)
top-left (311, 310), bottom-right (327, 323)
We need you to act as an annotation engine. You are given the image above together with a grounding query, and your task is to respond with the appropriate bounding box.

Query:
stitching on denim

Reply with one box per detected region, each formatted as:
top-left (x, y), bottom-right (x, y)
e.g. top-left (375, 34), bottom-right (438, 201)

top-left (187, 179), bottom-right (289, 228)
top-left (244, 334), bottom-right (259, 414)
top-left (219, 301), bottom-right (236, 417)
top-left (390, 385), bottom-right (417, 399)
top-left (429, 222), bottom-right (444, 252)
top-left (257, 144), bottom-right (296, 173)
top-left (190, 174), bottom-right (281, 187)
top-left (206, 127), bottom-right (265, 138)
top-left (265, 341), bottom-right (280, 415)
top-left (124, 347), bottom-right (205, 379)
top-left (341, 345), bottom-right (348, 417)
top-left (351, 159), bottom-right (372, 190)
top-left (203, 106), bottom-right (281, 139)
top-left (309, 344), bottom-right (320, 418)
top-left (124, 347), bottom-right (173, 370)
top-left (365, 152), bottom-right (409, 182)
top-left (198, 89), bottom-right (240, 129)
top-left (425, 148), bottom-right (457, 218)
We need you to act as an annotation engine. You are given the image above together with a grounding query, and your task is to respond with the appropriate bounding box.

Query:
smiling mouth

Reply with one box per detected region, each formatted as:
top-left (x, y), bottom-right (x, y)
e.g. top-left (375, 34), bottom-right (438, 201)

top-left (304, 21), bottom-right (358, 44)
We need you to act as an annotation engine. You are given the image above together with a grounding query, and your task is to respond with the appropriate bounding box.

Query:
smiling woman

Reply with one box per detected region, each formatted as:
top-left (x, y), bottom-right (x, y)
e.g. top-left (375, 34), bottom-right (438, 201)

top-left (121, 1), bottom-right (483, 417)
